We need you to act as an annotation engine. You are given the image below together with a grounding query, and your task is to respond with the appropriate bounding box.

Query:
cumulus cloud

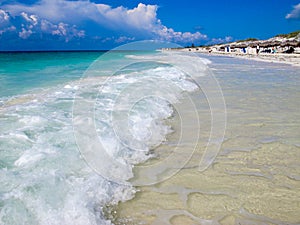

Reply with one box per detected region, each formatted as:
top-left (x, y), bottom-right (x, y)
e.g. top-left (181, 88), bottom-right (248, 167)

top-left (115, 36), bottom-right (135, 43)
top-left (19, 27), bottom-right (33, 39)
top-left (95, 3), bottom-right (158, 31)
top-left (0, 9), bottom-right (9, 21)
top-left (0, 9), bottom-right (85, 41)
top-left (1, 0), bottom-right (207, 44)
top-left (207, 36), bottom-right (233, 45)
top-left (286, 3), bottom-right (300, 20)
top-left (21, 12), bottom-right (38, 25)
top-left (156, 27), bottom-right (207, 42)
top-left (50, 22), bottom-right (86, 42)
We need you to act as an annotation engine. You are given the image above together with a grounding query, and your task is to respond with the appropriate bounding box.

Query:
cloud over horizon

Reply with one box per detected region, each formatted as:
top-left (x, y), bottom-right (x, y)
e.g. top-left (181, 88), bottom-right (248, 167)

top-left (0, 0), bottom-right (207, 50)
top-left (206, 36), bottom-right (233, 45)
top-left (286, 3), bottom-right (300, 20)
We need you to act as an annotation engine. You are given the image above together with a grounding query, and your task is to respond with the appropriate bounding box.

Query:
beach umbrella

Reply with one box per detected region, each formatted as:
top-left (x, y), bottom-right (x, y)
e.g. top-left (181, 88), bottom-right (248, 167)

top-left (268, 41), bottom-right (281, 47)
top-left (249, 41), bottom-right (261, 47)
top-left (281, 40), bottom-right (299, 47)
top-left (236, 43), bottom-right (247, 48)
top-left (259, 41), bottom-right (278, 47)
top-left (259, 42), bottom-right (269, 47)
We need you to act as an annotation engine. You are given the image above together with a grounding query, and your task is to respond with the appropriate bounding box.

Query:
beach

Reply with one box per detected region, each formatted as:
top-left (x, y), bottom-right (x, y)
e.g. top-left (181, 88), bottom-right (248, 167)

top-left (1, 0), bottom-right (300, 224)
top-left (206, 51), bottom-right (300, 67)
top-left (114, 54), bottom-right (300, 225)
top-left (0, 51), bottom-right (212, 224)
top-left (164, 48), bottom-right (300, 67)
top-left (0, 51), bottom-right (299, 225)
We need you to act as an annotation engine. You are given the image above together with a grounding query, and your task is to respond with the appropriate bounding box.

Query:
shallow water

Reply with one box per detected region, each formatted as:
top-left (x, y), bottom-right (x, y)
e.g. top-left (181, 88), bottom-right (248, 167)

top-left (0, 51), bottom-right (299, 225)
top-left (115, 55), bottom-right (300, 225)
top-left (0, 50), bottom-right (211, 224)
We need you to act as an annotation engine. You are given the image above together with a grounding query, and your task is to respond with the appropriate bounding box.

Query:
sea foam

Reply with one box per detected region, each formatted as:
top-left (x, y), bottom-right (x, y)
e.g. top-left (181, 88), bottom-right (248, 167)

top-left (0, 51), bottom-right (208, 224)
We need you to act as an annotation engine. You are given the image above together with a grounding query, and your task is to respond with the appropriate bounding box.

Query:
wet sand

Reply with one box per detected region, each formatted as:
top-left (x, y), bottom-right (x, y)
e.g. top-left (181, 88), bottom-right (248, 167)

top-left (114, 56), bottom-right (300, 225)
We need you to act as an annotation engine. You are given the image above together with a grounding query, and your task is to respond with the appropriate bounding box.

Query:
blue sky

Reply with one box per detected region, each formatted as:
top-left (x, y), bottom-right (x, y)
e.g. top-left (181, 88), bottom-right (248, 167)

top-left (0, 0), bottom-right (299, 50)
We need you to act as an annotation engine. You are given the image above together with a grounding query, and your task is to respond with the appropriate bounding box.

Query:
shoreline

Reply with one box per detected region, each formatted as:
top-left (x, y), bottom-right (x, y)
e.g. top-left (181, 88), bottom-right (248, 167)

top-left (114, 53), bottom-right (300, 225)
top-left (163, 48), bottom-right (300, 67)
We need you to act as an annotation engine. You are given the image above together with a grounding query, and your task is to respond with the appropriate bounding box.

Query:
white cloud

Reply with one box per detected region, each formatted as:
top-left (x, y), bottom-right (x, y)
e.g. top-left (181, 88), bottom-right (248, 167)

top-left (95, 3), bottom-right (158, 31)
top-left (286, 3), bottom-right (300, 20)
top-left (50, 22), bottom-right (85, 41)
top-left (0, 8), bottom-right (85, 41)
top-left (156, 27), bottom-right (207, 42)
top-left (19, 27), bottom-right (33, 39)
top-left (115, 36), bottom-right (135, 43)
top-left (1, 0), bottom-right (206, 43)
top-left (207, 36), bottom-right (233, 45)
top-left (0, 25), bottom-right (16, 35)
top-left (21, 12), bottom-right (38, 25)
top-left (52, 22), bottom-right (67, 36)
top-left (0, 9), bottom-right (9, 21)
top-left (40, 19), bottom-right (55, 32)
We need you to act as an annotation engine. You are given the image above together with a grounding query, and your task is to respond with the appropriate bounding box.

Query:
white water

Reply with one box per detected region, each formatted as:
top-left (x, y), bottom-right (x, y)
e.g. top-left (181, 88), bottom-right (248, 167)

top-left (0, 52), bottom-right (210, 224)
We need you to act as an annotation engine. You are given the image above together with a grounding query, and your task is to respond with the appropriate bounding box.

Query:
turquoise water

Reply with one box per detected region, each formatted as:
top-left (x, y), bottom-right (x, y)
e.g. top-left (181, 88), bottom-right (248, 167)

top-left (0, 50), bottom-right (208, 225)
top-left (0, 52), bottom-right (104, 97)
top-left (116, 54), bottom-right (300, 225)
top-left (1, 50), bottom-right (299, 225)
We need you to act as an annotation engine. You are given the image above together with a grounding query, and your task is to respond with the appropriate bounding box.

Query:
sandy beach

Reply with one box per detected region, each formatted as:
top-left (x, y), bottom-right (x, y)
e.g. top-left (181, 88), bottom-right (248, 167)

top-left (163, 48), bottom-right (300, 67)
top-left (114, 54), bottom-right (300, 225)
top-left (1, 0), bottom-right (300, 224)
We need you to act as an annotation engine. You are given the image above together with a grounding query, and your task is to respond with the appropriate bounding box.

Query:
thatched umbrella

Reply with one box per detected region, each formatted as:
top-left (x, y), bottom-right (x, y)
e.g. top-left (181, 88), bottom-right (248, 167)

top-left (281, 40), bottom-right (300, 47)
top-left (249, 41), bottom-right (261, 47)
top-left (258, 41), bottom-right (277, 48)
top-left (266, 41), bottom-right (281, 47)
top-left (259, 42), bottom-right (269, 47)
top-left (236, 43), bottom-right (247, 48)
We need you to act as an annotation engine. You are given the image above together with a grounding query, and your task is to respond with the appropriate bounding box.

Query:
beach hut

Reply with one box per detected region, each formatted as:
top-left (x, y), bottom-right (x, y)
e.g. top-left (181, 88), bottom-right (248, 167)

top-left (225, 45), bottom-right (231, 53)
top-left (235, 43), bottom-right (248, 53)
top-left (248, 42), bottom-right (261, 54)
top-left (258, 41), bottom-right (279, 53)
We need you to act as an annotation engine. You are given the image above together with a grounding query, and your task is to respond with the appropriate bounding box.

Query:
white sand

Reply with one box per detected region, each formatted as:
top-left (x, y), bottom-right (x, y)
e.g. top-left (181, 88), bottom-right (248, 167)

top-left (164, 48), bottom-right (300, 67)
top-left (114, 55), bottom-right (300, 225)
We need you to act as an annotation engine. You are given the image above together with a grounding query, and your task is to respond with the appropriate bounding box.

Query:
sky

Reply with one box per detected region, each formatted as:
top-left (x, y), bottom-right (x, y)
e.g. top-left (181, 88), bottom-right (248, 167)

top-left (0, 0), bottom-right (300, 50)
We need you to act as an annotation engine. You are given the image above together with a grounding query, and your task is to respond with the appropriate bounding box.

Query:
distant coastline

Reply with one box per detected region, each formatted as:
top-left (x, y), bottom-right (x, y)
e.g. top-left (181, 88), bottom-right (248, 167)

top-left (163, 31), bottom-right (300, 66)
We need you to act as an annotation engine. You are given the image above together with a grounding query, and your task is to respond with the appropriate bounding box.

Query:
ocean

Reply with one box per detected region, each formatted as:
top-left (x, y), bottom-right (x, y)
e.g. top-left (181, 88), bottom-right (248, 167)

top-left (0, 50), bottom-right (299, 225)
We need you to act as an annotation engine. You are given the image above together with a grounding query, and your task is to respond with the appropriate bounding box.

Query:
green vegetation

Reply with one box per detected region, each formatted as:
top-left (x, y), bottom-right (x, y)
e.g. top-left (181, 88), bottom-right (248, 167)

top-left (236, 38), bottom-right (258, 43)
top-left (183, 30), bottom-right (300, 49)
top-left (275, 30), bottom-right (300, 38)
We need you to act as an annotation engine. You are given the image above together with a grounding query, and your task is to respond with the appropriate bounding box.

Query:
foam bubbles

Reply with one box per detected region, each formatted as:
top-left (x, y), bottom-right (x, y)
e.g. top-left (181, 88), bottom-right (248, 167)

top-left (0, 52), bottom-right (208, 225)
